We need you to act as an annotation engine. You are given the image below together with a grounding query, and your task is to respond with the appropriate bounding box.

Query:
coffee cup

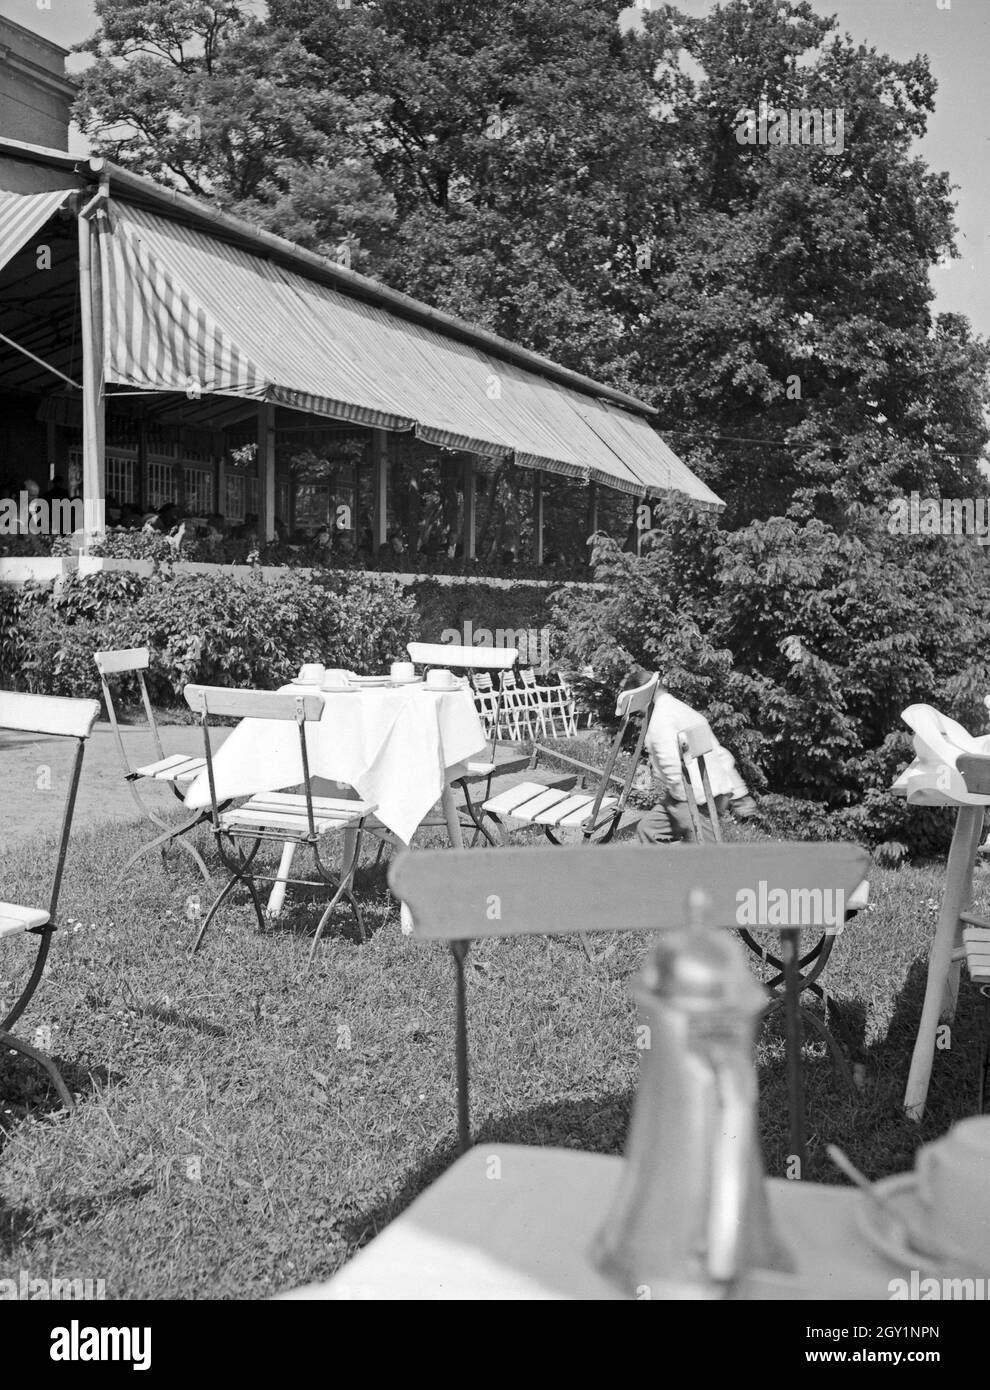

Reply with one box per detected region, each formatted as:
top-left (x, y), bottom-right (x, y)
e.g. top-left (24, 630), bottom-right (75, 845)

top-left (391, 661), bottom-right (415, 682)
top-left (298, 663), bottom-right (325, 683)
top-left (914, 1117), bottom-right (990, 1267)
top-left (426, 668), bottom-right (456, 690)
top-left (321, 668), bottom-right (350, 689)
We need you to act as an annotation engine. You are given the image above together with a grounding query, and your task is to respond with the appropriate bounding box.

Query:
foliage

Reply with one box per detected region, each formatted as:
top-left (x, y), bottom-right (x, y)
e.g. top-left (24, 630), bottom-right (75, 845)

top-left (407, 579), bottom-right (560, 660)
top-left (73, 0), bottom-right (395, 271)
top-left (3, 570), bottom-right (418, 702)
top-left (551, 502), bottom-right (990, 856)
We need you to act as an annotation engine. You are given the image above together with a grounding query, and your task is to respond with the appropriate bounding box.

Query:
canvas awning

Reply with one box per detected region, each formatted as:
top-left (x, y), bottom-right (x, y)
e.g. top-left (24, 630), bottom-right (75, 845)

top-left (96, 200), bottom-right (721, 506)
top-left (0, 187), bottom-right (70, 273)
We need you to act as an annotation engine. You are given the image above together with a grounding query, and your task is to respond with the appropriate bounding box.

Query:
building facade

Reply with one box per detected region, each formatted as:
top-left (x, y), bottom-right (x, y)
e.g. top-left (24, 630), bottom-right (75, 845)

top-left (0, 17), bottom-right (73, 151)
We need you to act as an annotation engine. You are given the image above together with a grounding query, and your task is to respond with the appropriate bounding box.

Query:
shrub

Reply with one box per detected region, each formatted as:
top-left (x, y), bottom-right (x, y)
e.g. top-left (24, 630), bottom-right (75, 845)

top-left (550, 500), bottom-right (990, 857)
top-left (4, 569), bottom-right (419, 704)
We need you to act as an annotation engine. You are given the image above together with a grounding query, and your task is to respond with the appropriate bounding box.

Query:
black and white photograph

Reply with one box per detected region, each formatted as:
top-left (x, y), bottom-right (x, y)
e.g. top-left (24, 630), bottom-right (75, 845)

top-left (1, 0), bottom-right (989, 1340)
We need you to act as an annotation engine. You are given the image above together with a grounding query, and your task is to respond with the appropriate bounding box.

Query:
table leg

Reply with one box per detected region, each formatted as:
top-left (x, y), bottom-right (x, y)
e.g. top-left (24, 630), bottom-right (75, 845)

top-left (781, 926), bottom-right (806, 1177)
top-left (904, 804), bottom-right (985, 1120)
top-left (397, 782), bottom-right (465, 936)
top-left (267, 841), bottom-right (297, 917)
top-left (442, 781), bottom-right (465, 850)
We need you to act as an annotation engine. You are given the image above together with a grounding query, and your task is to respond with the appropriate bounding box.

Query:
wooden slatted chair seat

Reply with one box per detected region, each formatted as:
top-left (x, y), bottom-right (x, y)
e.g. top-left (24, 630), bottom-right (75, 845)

top-left (220, 793), bottom-right (375, 837)
top-left (0, 903), bottom-right (51, 937)
top-left (963, 924), bottom-right (990, 983)
top-left (133, 752), bottom-right (208, 782)
top-left (483, 781), bottom-right (618, 829)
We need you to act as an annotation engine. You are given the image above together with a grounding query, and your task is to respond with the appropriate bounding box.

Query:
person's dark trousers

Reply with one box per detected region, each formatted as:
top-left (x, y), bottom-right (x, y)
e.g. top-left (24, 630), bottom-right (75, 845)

top-left (636, 792), bottom-right (731, 844)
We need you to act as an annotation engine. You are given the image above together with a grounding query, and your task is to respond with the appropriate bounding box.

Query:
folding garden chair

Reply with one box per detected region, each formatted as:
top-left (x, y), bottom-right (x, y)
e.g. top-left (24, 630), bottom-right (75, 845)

top-left (183, 685), bottom-right (378, 965)
top-left (498, 669), bottom-right (538, 741)
top-left (677, 722), bottom-right (869, 1147)
top-left (519, 667), bottom-right (559, 737)
top-left (94, 648), bottom-right (215, 885)
top-left (0, 692), bottom-right (100, 1108)
top-left (390, 839), bottom-right (871, 1167)
top-left (405, 642), bottom-right (573, 847)
top-left (557, 672), bottom-right (587, 732)
top-left (481, 673), bottom-right (659, 846)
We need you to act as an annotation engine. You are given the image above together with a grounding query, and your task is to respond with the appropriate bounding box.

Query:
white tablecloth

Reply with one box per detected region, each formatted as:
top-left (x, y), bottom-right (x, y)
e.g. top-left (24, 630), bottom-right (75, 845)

top-left (891, 703), bottom-right (990, 806)
top-left (278, 1145), bottom-right (912, 1301)
top-left (184, 684), bottom-right (487, 844)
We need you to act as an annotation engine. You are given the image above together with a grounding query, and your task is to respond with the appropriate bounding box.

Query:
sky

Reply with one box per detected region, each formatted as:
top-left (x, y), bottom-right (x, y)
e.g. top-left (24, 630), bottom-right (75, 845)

top-left (3, 0), bottom-right (988, 334)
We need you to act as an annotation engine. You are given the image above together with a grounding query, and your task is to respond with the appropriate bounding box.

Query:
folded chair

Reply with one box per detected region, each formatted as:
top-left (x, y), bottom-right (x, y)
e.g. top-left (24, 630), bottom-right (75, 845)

top-left (0, 692), bottom-right (100, 1108)
top-left (405, 642), bottom-right (574, 847)
top-left (390, 839), bottom-right (871, 1170)
top-left (482, 673), bottom-right (658, 845)
top-left (95, 648), bottom-right (214, 885)
top-left (519, 667), bottom-right (565, 737)
top-left (184, 685), bottom-right (378, 965)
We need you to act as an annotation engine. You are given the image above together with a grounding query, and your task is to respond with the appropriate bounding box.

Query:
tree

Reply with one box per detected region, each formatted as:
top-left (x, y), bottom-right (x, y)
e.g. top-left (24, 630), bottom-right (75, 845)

top-left (631, 0), bottom-right (990, 521)
top-left (73, 0), bottom-right (395, 267)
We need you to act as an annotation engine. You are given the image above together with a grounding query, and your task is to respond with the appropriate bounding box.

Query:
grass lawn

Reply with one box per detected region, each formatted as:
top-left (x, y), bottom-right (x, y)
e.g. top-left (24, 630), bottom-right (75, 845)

top-left (2, 782), bottom-right (989, 1299)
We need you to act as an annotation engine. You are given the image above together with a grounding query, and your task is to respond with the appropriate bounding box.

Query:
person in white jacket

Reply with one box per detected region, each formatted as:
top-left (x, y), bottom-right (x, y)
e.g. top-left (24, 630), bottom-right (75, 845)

top-left (620, 666), bottom-right (758, 843)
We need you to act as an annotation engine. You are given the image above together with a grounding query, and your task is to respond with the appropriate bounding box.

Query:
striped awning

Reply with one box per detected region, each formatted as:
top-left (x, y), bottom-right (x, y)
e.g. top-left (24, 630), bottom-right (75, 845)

top-left (0, 188), bottom-right (70, 274)
top-left (97, 200), bottom-right (722, 505)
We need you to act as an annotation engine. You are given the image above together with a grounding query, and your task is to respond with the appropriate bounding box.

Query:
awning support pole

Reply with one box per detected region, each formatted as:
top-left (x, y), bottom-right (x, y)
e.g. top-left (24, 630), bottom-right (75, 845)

top-left (533, 469), bottom-right (544, 565)
top-left (78, 178), bottom-right (109, 547)
top-left (462, 456), bottom-right (476, 560)
top-left (257, 402), bottom-right (276, 543)
top-left (372, 428), bottom-right (388, 553)
top-left (587, 482), bottom-right (599, 539)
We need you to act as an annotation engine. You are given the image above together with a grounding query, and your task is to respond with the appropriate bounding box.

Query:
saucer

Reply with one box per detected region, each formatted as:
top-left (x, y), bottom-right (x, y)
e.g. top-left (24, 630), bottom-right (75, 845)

top-left (855, 1174), bottom-right (983, 1274)
top-left (390, 675), bottom-right (422, 686)
top-left (348, 675), bottom-right (391, 687)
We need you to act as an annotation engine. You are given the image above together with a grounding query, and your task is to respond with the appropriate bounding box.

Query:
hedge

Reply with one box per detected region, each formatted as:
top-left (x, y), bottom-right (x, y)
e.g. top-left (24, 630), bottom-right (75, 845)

top-left (0, 568), bottom-right (574, 705)
top-left (2, 570), bottom-right (420, 704)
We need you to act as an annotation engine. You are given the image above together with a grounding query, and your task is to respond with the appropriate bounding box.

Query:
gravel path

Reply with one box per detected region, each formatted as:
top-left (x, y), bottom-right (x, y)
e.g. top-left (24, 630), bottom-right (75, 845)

top-left (1, 722), bottom-right (229, 846)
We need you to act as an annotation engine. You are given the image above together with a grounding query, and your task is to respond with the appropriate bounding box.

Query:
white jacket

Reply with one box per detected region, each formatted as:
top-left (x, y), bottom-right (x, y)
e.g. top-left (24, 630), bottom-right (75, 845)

top-left (644, 692), bottom-right (748, 803)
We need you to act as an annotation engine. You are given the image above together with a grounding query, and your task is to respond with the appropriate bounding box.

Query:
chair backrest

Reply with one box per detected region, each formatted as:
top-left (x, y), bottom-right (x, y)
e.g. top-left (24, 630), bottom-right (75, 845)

top-left (390, 840), bottom-right (870, 1151)
top-left (587, 674), bottom-right (659, 832)
top-left (0, 692), bottom-right (100, 919)
top-left (94, 647), bottom-right (163, 771)
top-left (183, 685), bottom-right (324, 832)
top-left (408, 642), bottom-right (522, 762)
top-left (407, 641), bottom-right (519, 673)
top-left (677, 722), bottom-right (723, 843)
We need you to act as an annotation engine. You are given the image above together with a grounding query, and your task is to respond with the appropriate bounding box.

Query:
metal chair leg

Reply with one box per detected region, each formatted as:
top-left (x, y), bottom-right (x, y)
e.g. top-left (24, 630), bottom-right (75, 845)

top-left (115, 811), bottom-right (213, 889)
top-left (193, 875), bottom-right (242, 953)
top-left (0, 1028), bottom-right (74, 1110)
top-left (309, 828), bottom-right (367, 963)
